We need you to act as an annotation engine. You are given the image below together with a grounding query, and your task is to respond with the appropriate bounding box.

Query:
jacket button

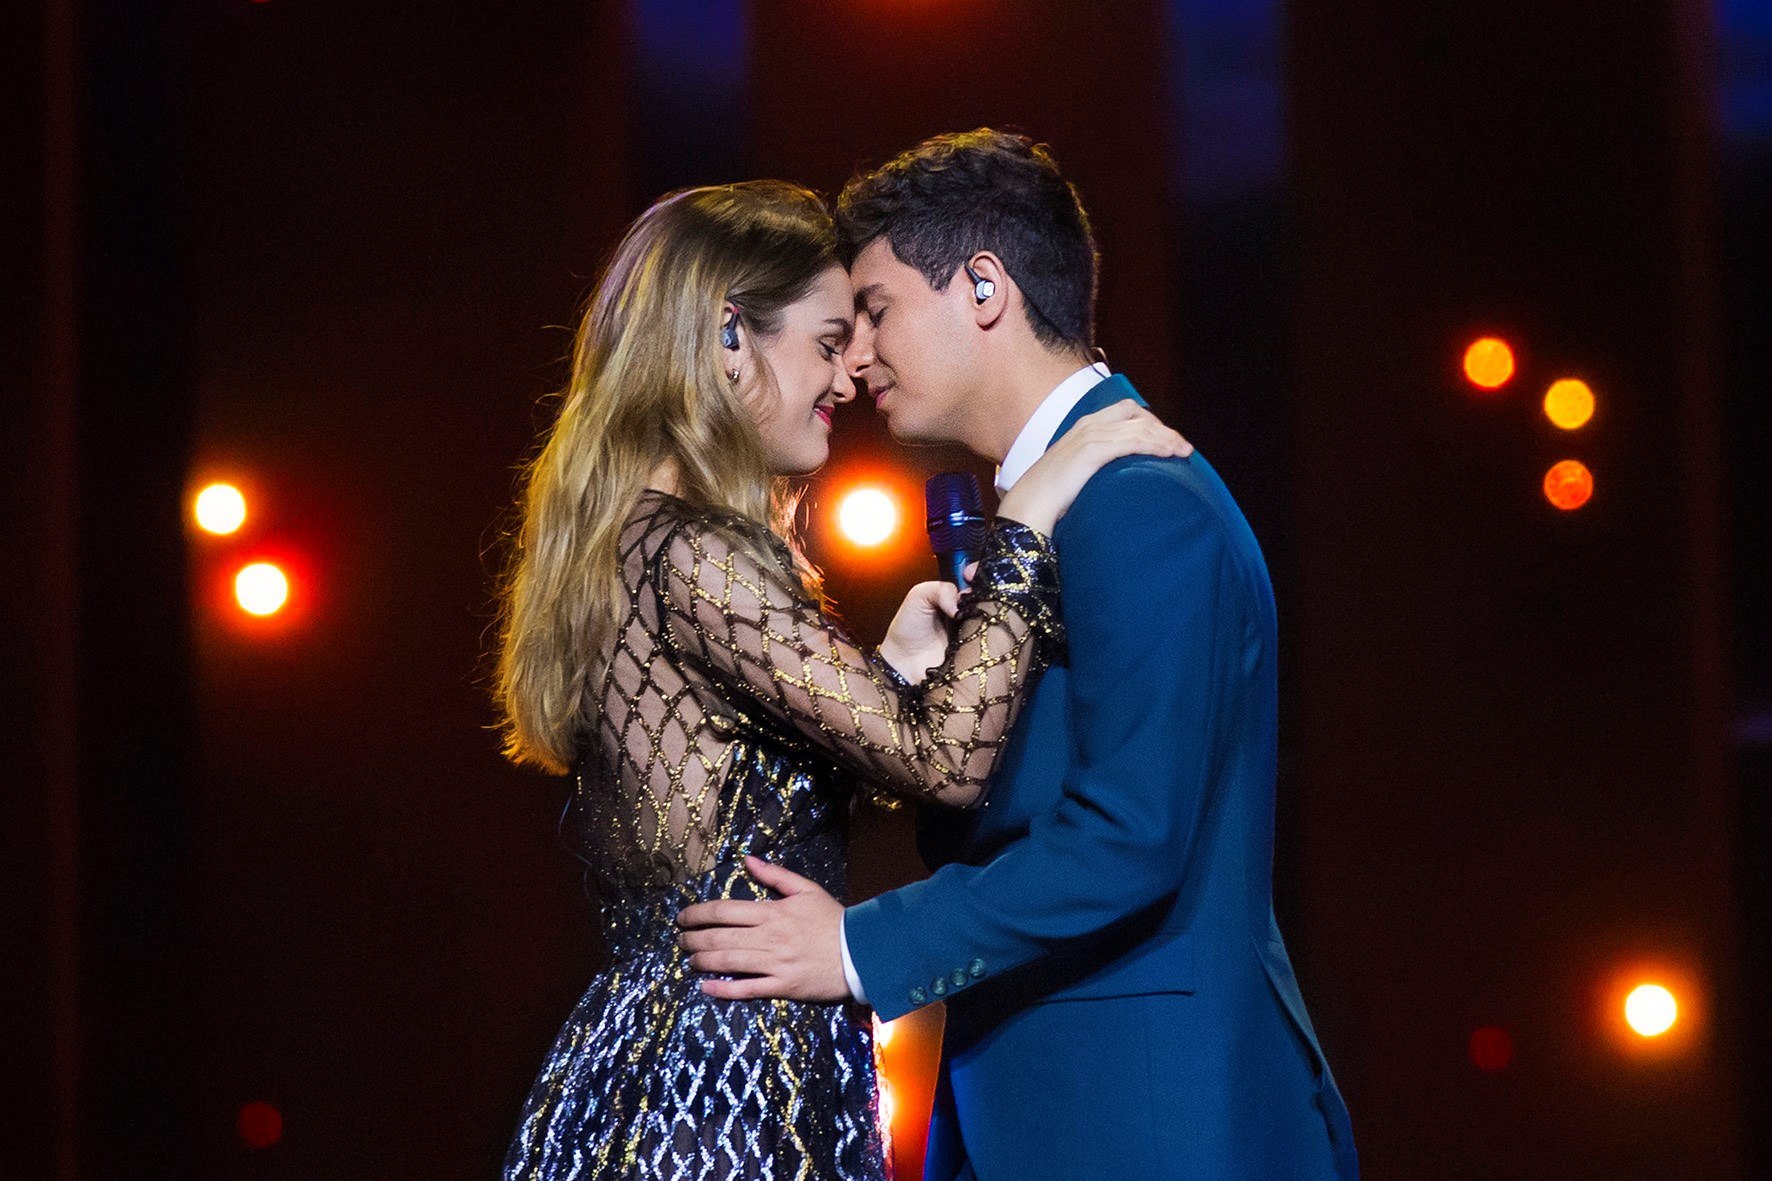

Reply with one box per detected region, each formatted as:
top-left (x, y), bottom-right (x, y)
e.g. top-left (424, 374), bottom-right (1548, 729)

top-left (950, 968), bottom-right (969, 989)
top-left (931, 977), bottom-right (948, 997)
top-left (909, 988), bottom-right (927, 1006)
top-left (968, 958), bottom-right (987, 979)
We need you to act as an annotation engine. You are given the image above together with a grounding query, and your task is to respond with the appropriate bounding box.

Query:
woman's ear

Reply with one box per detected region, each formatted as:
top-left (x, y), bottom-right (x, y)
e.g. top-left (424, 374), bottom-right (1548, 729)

top-left (720, 303), bottom-right (748, 384)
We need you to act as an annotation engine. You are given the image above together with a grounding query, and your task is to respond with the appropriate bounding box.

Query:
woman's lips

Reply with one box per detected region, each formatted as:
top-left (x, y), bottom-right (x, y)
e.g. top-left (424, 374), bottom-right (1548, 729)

top-left (815, 406), bottom-right (833, 427)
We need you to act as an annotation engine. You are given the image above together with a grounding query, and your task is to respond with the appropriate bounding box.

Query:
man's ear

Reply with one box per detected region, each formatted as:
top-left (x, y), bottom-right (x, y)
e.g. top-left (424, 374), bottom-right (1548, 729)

top-left (963, 253), bottom-right (1009, 330)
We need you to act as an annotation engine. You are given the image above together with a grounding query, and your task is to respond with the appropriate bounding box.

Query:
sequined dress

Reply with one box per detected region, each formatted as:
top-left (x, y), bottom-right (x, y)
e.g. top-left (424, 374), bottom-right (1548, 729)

top-left (504, 490), bottom-right (1063, 1181)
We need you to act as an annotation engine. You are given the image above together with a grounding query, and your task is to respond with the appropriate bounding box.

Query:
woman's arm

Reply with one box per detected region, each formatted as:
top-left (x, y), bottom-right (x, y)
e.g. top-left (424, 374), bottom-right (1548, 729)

top-left (650, 512), bottom-right (1062, 808)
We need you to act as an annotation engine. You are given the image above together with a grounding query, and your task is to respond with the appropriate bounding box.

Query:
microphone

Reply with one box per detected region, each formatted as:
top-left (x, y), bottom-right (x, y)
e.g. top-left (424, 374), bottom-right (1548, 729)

top-left (925, 472), bottom-right (988, 590)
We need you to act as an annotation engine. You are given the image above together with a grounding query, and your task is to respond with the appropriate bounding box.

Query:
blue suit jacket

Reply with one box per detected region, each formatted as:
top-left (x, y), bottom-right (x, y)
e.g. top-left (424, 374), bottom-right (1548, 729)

top-left (846, 376), bottom-right (1357, 1180)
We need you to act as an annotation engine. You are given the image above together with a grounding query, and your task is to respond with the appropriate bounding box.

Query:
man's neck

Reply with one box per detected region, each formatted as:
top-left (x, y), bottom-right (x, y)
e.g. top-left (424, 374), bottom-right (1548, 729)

top-left (971, 347), bottom-right (1097, 464)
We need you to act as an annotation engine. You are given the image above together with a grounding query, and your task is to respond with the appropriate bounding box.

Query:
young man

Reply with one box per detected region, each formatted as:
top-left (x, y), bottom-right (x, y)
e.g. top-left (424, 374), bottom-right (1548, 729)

top-left (678, 129), bottom-right (1358, 1180)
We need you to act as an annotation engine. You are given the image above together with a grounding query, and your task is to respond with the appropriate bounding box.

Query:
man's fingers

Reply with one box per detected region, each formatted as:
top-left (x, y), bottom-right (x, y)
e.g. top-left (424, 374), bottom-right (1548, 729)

top-left (676, 899), bottom-right (768, 929)
top-left (745, 855), bottom-right (817, 897)
top-left (689, 949), bottom-right (775, 976)
top-left (678, 926), bottom-right (762, 954)
top-left (699, 975), bottom-right (785, 1001)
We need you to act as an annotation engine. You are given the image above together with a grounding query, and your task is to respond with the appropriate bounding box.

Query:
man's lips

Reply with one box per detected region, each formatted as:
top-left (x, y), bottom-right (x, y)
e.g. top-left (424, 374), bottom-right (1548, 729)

top-left (869, 384), bottom-right (894, 407)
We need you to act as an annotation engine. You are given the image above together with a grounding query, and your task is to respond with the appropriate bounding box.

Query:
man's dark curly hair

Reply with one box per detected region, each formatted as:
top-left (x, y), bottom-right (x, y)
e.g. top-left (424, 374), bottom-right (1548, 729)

top-left (835, 128), bottom-right (1099, 353)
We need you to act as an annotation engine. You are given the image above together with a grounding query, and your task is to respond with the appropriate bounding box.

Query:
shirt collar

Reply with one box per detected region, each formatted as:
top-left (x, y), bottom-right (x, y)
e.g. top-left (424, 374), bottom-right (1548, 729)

top-left (993, 362), bottom-right (1113, 496)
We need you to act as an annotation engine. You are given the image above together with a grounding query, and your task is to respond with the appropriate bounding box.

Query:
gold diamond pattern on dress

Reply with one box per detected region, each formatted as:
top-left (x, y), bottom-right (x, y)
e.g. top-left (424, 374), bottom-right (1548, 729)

top-left (503, 490), bottom-right (1062, 1180)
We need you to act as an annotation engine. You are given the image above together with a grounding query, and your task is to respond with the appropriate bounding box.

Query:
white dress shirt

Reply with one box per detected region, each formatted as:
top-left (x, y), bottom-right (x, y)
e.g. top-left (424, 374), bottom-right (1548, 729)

top-left (838, 361), bottom-right (1112, 1005)
top-left (993, 361), bottom-right (1112, 495)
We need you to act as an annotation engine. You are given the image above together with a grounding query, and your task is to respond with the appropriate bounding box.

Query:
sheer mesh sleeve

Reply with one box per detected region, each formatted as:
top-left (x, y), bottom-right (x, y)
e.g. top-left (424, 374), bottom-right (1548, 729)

top-left (650, 510), bottom-right (1063, 809)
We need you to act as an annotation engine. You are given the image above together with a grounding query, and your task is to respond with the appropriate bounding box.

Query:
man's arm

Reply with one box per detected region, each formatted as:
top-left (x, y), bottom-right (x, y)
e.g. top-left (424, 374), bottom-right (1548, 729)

top-left (844, 459), bottom-right (1236, 1020)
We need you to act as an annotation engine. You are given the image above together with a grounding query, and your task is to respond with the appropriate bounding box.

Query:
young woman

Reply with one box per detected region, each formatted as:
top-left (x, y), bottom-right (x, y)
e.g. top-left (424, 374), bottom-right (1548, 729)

top-left (494, 180), bottom-right (1186, 1180)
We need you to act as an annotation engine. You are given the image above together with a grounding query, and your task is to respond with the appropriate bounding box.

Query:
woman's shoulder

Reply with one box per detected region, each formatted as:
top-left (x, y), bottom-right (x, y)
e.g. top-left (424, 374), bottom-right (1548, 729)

top-left (634, 488), bottom-right (759, 541)
top-left (632, 490), bottom-right (789, 573)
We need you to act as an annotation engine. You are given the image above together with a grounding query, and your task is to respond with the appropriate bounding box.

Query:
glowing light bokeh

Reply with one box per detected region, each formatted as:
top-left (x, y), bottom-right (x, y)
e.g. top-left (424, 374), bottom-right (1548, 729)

top-left (1468, 1025), bottom-right (1514, 1071)
top-left (237, 1101), bottom-right (283, 1149)
top-left (1543, 460), bottom-right (1594, 511)
top-left (195, 483), bottom-right (248, 535)
top-left (838, 487), bottom-right (899, 547)
top-left (1463, 337), bottom-right (1516, 390)
top-left (235, 562), bottom-right (290, 616)
top-left (1544, 379), bottom-right (1596, 430)
top-left (1625, 983), bottom-right (1678, 1038)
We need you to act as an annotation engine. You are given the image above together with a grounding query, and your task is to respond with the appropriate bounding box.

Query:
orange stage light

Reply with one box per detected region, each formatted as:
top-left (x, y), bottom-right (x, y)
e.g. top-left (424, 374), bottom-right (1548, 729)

top-left (838, 487), bottom-right (899, 547)
top-left (1542, 460), bottom-right (1594, 511)
top-left (1600, 960), bottom-right (1702, 1057)
top-left (235, 561), bottom-right (290, 616)
top-left (1463, 337), bottom-right (1516, 390)
top-left (1624, 983), bottom-right (1678, 1038)
top-left (195, 482), bottom-right (248, 535)
top-left (1544, 379), bottom-right (1596, 430)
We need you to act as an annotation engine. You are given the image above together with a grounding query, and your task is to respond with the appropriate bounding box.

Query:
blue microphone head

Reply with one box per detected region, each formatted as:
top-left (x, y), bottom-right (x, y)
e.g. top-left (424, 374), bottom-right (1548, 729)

top-left (925, 472), bottom-right (988, 554)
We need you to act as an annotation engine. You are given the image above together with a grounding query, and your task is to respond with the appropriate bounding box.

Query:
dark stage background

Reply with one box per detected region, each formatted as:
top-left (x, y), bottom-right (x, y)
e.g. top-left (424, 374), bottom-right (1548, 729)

top-left (7, 1), bottom-right (1769, 1178)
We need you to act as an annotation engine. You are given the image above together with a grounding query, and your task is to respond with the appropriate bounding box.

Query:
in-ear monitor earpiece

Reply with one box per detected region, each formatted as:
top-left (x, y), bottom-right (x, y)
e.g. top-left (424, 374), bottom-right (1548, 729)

top-left (963, 263), bottom-right (995, 305)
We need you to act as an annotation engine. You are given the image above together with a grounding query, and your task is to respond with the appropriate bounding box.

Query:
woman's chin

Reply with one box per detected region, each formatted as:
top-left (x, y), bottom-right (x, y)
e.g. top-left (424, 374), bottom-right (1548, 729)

top-left (771, 447), bottom-right (828, 478)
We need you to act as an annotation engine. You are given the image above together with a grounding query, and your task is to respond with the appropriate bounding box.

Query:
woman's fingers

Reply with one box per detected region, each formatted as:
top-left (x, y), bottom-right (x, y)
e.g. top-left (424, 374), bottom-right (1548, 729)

top-left (931, 582), bottom-right (962, 618)
top-left (1088, 420), bottom-right (1192, 463)
top-left (1071, 405), bottom-right (1192, 458)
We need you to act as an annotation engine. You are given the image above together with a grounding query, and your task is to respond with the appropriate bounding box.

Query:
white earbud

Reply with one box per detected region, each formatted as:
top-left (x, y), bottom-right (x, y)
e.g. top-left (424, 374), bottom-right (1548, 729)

top-left (964, 262), bottom-right (995, 304)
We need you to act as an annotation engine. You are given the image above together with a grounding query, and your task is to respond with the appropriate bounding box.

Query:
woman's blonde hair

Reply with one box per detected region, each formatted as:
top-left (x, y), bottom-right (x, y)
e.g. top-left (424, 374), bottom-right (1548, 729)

top-left (495, 181), bottom-right (838, 774)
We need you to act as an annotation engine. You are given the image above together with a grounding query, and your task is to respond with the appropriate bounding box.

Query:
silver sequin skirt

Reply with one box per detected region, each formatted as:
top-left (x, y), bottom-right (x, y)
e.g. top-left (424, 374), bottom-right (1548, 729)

top-left (504, 940), bottom-right (891, 1181)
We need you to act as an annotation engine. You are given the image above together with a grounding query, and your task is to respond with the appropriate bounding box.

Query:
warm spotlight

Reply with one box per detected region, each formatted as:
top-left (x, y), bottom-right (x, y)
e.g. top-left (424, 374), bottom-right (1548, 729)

top-left (873, 1016), bottom-right (897, 1051)
top-left (237, 1101), bottom-right (283, 1149)
top-left (195, 483), bottom-right (248, 535)
top-left (1625, 983), bottom-right (1678, 1038)
top-left (1544, 379), bottom-right (1596, 430)
top-left (235, 562), bottom-right (290, 616)
top-left (1463, 337), bottom-right (1515, 390)
top-left (1543, 460), bottom-right (1594, 511)
top-left (877, 1077), bottom-right (896, 1128)
top-left (838, 487), bottom-right (899, 547)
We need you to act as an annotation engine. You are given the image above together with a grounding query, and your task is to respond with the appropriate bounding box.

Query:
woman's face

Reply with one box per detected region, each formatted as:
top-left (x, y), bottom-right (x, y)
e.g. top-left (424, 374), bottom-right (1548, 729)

top-left (737, 265), bottom-right (856, 476)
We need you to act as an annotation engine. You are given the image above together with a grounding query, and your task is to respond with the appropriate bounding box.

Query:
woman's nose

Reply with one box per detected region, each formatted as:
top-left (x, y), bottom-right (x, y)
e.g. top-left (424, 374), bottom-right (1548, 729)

top-left (829, 364), bottom-right (857, 403)
top-left (844, 328), bottom-right (874, 381)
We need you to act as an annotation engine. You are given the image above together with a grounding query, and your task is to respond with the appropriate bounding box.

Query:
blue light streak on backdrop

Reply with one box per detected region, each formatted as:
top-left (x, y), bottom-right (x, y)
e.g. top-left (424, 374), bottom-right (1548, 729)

top-left (631, 0), bottom-right (751, 201)
top-left (1165, 0), bottom-right (1286, 204)
top-left (1719, 0), bottom-right (1772, 146)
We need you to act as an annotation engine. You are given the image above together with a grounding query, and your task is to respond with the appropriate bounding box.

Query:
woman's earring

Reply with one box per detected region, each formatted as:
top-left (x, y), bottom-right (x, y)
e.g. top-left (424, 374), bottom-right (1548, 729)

top-left (727, 367), bottom-right (740, 383)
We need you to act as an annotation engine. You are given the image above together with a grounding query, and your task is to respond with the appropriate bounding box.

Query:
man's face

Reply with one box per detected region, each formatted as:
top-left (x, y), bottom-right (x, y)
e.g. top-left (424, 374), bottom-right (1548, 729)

top-left (845, 238), bottom-right (975, 446)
